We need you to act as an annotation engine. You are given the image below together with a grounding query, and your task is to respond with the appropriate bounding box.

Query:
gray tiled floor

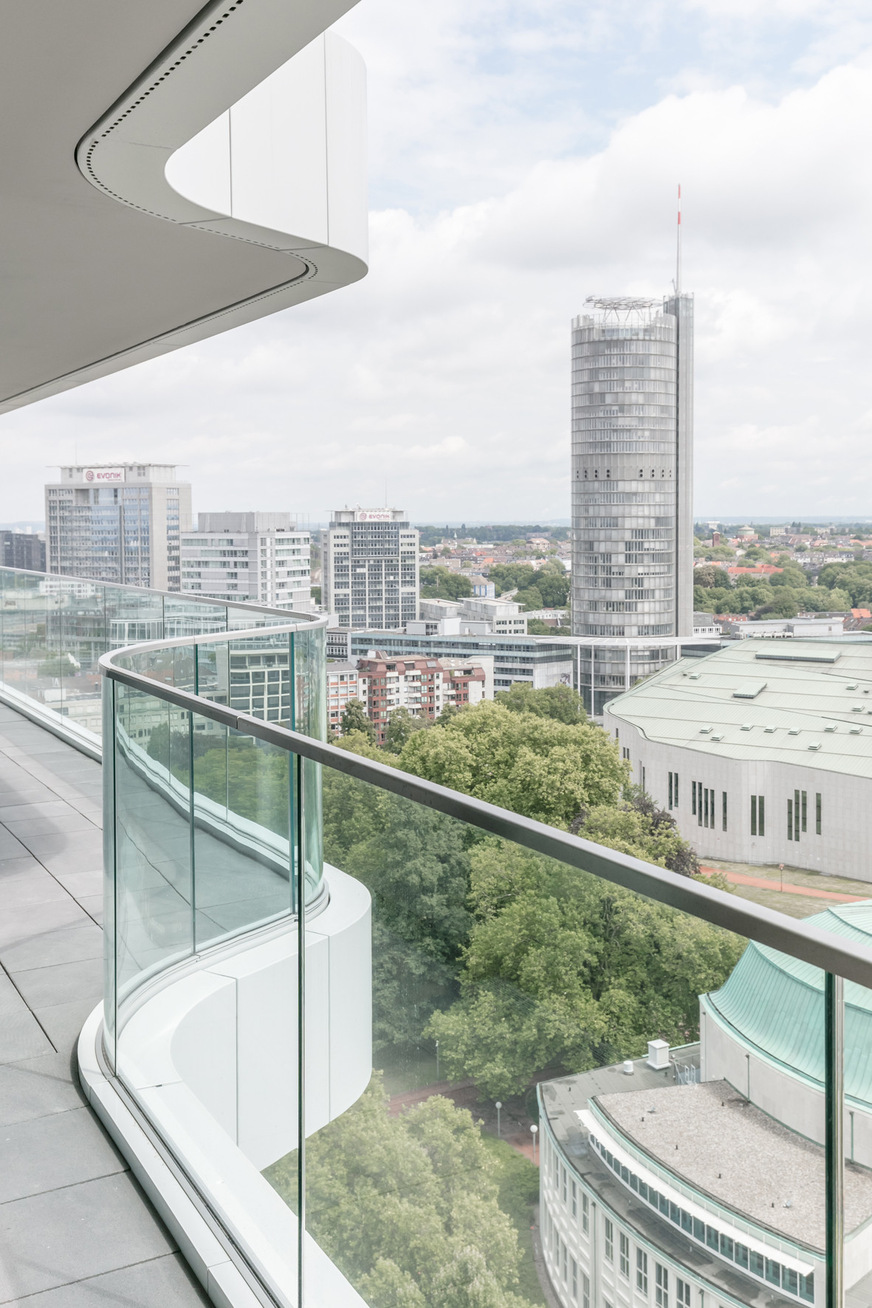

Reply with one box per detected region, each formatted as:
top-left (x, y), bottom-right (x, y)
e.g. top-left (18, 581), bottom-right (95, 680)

top-left (0, 706), bottom-right (208, 1307)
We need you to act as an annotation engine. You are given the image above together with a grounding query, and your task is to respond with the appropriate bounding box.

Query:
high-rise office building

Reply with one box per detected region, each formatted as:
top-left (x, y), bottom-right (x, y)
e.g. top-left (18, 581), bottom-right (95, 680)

top-left (322, 507), bottom-right (419, 630)
top-left (180, 512), bottom-right (311, 610)
top-left (570, 294), bottom-right (694, 713)
top-left (0, 529), bottom-right (45, 573)
top-left (45, 464), bottom-right (192, 591)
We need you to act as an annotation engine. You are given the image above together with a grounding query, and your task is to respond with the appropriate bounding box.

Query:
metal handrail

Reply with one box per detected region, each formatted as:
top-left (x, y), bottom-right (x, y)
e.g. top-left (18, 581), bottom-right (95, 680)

top-left (101, 636), bottom-right (872, 992)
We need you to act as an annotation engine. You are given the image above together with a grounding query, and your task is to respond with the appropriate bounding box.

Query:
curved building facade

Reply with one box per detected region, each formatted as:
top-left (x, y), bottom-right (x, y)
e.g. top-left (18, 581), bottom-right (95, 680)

top-left (571, 295), bottom-right (694, 715)
top-left (539, 902), bottom-right (872, 1308)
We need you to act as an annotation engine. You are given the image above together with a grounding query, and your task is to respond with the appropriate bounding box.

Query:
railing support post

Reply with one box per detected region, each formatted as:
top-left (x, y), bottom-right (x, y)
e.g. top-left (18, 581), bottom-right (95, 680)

top-left (825, 971), bottom-right (844, 1308)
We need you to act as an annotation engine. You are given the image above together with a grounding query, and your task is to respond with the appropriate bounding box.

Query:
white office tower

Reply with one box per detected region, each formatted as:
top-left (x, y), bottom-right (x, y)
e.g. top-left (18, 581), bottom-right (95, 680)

top-left (181, 512), bottom-right (312, 610)
top-left (45, 464), bottom-right (192, 591)
top-left (323, 508), bottom-right (420, 630)
top-left (571, 294), bottom-right (694, 714)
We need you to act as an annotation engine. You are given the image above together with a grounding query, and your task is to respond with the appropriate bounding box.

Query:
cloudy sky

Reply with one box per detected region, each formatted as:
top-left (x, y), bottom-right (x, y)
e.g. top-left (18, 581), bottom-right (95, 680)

top-left (5, 0), bottom-right (872, 525)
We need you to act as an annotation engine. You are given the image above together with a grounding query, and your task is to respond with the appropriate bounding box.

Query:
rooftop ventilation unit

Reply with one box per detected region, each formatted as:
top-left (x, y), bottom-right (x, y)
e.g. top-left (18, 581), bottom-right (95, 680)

top-left (699, 726), bottom-right (713, 734)
top-left (647, 1040), bottom-right (670, 1071)
top-left (825, 724), bottom-right (837, 732)
top-left (764, 726), bottom-right (776, 734)
top-left (755, 649), bottom-right (841, 664)
top-left (622, 1060), bottom-right (634, 1075)
top-left (808, 742), bottom-right (822, 751)
top-left (852, 706), bottom-right (865, 712)
top-left (848, 683), bottom-right (859, 690)
top-left (788, 729), bottom-right (800, 736)
top-left (733, 681), bottom-right (767, 699)
top-left (740, 724), bottom-right (753, 731)
top-left (711, 733), bottom-right (724, 741)
top-left (850, 726), bottom-right (863, 735)
top-left (689, 672), bottom-right (701, 680)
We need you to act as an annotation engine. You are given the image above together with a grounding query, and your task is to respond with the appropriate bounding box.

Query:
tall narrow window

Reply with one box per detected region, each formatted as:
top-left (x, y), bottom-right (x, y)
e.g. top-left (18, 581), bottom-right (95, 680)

top-left (676, 1279), bottom-right (692, 1307)
top-left (571, 1178), bottom-right (577, 1218)
top-left (619, 1232), bottom-right (629, 1278)
top-left (794, 788), bottom-right (801, 841)
top-left (668, 772), bottom-right (673, 808)
top-left (801, 790), bottom-right (807, 833)
top-left (572, 1259), bottom-right (578, 1303)
top-left (604, 1218), bottom-right (614, 1263)
top-left (751, 794), bottom-right (757, 836)
top-left (656, 1263), bottom-right (669, 1308)
top-left (581, 1191), bottom-right (589, 1234)
top-left (759, 795), bottom-right (766, 835)
top-left (692, 780), bottom-right (697, 815)
top-left (722, 790), bottom-right (728, 832)
top-left (582, 1272), bottom-right (590, 1308)
top-left (697, 783), bottom-right (703, 827)
top-left (787, 798), bottom-right (794, 840)
top-left (674, 772), bottom-right (679, 806)
top-left (816, 792), bottom-right (822, 835)
top-left (642, 766), bottom-right (646, 791)
top-left (636, 1249), bottom-right (649, 1294)
top-left (703, 787), bottom-right (709, 828)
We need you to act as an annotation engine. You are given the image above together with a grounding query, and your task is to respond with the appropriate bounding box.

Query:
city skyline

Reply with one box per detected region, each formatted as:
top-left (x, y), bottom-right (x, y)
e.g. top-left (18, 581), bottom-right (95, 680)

top-left (0, 3), bottom-right (869, 522)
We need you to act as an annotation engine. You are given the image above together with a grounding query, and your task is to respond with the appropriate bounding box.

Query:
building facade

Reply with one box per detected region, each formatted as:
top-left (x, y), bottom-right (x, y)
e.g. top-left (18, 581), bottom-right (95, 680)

top-left (571, 295), bottom-right (694, 714)
top-left (1, 530), bottom-right (45, 573)
top-left (326, 653), bottom-right (492, 741)
top-left (45, 464), bottom-right (192, 591)
top-left (604, 637), bottom-right (872, 880)
top-left (327, 628), bottom-right (574, 693)
top-left (322, 508), bottom-right (419, 630)
top-left (180, 512), bottom-right (311, 610)
top-left (539, 901), bottom-right (872, 1308)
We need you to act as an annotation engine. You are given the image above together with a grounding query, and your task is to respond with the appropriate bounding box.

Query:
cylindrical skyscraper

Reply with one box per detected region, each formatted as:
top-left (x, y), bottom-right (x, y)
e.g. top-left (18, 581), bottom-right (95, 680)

top-left (570, 294), bottom-right (694, 714)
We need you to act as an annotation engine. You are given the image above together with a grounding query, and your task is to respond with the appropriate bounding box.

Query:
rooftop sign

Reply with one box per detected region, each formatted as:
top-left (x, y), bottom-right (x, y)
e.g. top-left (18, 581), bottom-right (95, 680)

top-left (84, 467), bottom-right (124, 483)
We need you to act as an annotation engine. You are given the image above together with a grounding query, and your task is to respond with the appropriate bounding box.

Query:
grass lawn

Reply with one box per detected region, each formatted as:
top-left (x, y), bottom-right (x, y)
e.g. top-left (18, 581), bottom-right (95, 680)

top-left (702, 858), bottom-right (872, 920)
top-left (481, 1135), bottom-right (546, 1305)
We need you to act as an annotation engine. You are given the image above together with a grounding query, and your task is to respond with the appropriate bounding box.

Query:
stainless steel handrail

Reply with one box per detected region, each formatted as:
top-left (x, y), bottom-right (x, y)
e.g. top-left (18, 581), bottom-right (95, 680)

top-left (101, 637), bottom-right (872, 992)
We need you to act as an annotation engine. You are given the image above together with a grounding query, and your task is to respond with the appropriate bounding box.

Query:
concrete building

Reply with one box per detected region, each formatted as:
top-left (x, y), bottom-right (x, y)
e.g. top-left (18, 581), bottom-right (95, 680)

top-left (181, 512), bottom-right (311, 610)
top-left (327, 628), bottom-right (574, 693)
top-left (45, 464), bottom-right (192, 591)
top-left (322, 507), bottom-right (419, 629)
top-left (540, 900), bottom-right (872, 1308)
top-left (0, 529), bottom-right (45, 573)
top-left (604, 637), bottom-right (872, 880)
top-left (326, 661), bottom-right (364, 735)
top-left (327, 652), bottom-right (492, 742)
top-left (571, 295), bottom-right (694, 713)
top-left (416, 594), bottom-right (528, 635)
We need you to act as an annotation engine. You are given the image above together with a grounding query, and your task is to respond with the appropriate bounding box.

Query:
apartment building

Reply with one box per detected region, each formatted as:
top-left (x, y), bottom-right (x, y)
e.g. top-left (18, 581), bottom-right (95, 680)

top-left (322, 507), bottom-right (419, 629)
top-left (181, 512), bottom-right (311, 610)
top-left (0, 530), bottom-right (45, 573)
top-left (45, 464), bottom-right (192, 591)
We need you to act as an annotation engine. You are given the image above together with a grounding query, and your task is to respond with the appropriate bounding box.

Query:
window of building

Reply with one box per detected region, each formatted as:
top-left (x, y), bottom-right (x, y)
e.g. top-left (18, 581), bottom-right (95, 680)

top-left (787, 797), bottom-right (794, 841)
top-left (572, 1258), bottom-right (578, 1302)
top-left (692, 780), bottom-right (697, 815)
top-left (571, 1179), bottom-right (577, 1218)
top-left (655, 1263), bottom-right (669, 1308)
top-left (562, 1241), bottom-right (568, 1283)
top-left (582, 1271), bottom-right (590, 1308)
top-left (722, 790), bottom-right (727, 831)
top-left (636, 1249), bottom-right (648, 1294)
top-left (581, 1191), bottom-right (589, 1233)
top-left (619, 1232), bottom-right (629, 1278)
top-left (751, 794), bottom-right (765, 836)
top-left (801, 789), bottom-right (807, 833)
top-left (604, 1218), bottom-right (614, 1263)
top-left (562, 1164), bottom-right (567, 1204)
top-left (816, 792), bottom-right (822, 835)
top-left (676, 1278), bottom-right (691, 1307)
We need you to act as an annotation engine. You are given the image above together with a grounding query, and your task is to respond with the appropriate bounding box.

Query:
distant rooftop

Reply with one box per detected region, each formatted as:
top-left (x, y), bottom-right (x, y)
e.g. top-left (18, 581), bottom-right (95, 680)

top-left (595, 1079), bottom-right (872, 1250)
top-left (605, 638), bottom-right (872, 777)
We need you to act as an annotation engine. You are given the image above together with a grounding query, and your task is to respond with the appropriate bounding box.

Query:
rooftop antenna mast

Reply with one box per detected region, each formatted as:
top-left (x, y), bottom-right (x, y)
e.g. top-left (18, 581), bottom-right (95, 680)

top-left (675, 183), bottom-right (682, 295)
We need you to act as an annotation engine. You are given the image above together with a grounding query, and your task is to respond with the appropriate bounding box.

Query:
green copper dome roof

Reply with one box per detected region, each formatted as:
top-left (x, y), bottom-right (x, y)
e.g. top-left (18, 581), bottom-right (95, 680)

top-left (706, 902), bottom-right (872, 1105)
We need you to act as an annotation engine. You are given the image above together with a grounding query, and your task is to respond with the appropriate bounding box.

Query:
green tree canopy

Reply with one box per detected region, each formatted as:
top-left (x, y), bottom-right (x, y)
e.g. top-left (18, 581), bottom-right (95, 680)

top-left (384, 707), bottom-right (429, 755)
top-left (426, 843), bottom-right (743, 1098)
top-left (265, 1076), bottom-right (529, 1308)
top-left (340, 698), bottom-right (376, 741)
top-left (397, 700), bottom-right (626, 828)
top-left (496, 682), bottom-right (587, 726)
top-left (420, 567), bottom-right (474, 601)
top-left (693, 564), bottom-right (727, 589)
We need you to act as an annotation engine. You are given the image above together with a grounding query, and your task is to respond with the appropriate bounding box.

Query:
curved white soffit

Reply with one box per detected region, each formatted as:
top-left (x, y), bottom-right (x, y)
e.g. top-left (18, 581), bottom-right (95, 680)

top-left (0, 0), bottom-right (366, 414)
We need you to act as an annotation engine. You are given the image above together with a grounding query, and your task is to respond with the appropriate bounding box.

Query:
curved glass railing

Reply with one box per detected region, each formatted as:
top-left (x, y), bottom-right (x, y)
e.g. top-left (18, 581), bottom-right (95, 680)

top-left (96, 623), bottom-right (872, 1308)
top-left (0, 565), bottom-right (306, 748)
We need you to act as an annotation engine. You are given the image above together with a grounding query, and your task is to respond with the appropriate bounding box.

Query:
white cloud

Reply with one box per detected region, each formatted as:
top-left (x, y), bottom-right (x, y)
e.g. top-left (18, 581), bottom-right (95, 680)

top-left (3, 2), bottom-right (872, 524)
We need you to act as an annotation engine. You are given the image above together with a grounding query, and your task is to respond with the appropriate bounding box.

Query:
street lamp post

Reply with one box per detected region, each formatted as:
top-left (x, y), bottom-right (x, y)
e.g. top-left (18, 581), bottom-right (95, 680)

top-left (496, 1101), bottom-right (502, 1138)
top-left (435, 1040), bottom-right (439, 1082)
top-left (530, 1123), bottom-right (539, 1165)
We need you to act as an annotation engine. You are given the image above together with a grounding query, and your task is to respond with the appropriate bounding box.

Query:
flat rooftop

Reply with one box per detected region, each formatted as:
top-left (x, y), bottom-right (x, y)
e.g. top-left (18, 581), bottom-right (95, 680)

top-left (605, 638), bottom-right (872, 778)
top-left (597, 1079), bottom-right (872, 1250)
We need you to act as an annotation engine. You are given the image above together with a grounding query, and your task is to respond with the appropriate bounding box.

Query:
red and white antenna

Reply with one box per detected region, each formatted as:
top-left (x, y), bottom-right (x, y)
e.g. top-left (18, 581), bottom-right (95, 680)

top-left (675, 183), bottom-right (682, 295)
